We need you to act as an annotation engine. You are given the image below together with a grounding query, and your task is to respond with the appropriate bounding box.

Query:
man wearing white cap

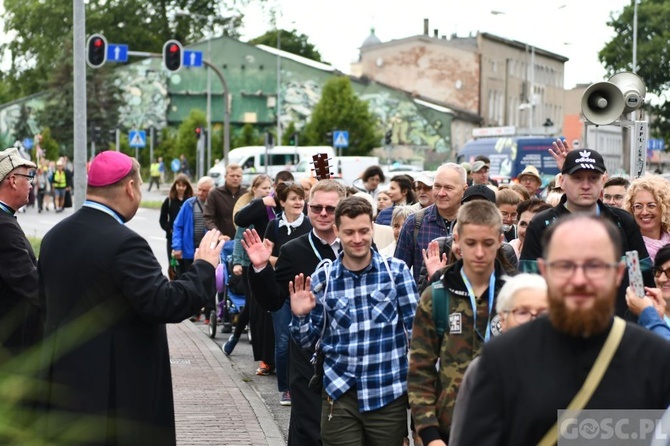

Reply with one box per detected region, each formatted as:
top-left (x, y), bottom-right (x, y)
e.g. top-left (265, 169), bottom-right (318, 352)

top-left (39, 151), bottom-right (224, 445)
top-left (411, 174), bottom-right (435, 211)
top-left (0, 147), bottom-right (42, 361)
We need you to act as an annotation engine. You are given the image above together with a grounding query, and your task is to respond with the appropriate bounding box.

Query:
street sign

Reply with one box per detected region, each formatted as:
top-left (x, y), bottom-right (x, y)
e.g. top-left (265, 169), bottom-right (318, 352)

top-left (183, 50), bottom-right (204, 68)
top-left (333, 130), bottom-right (349, 148)
top-left (107, 44), bottom-right (129, 63)
top-left (171, 158), bottom-right (181, 173)
top-left (129, 130), bottom-right (146, 148)
top-left (22, 138), bottom-right (33, 150)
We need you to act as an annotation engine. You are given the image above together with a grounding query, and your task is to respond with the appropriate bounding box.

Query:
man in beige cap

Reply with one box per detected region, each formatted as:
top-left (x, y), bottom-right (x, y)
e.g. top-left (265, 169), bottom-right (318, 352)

top-left (0, 147), bottom-right (42, 362)
top-left (517, 165), bottom-right (542, 197)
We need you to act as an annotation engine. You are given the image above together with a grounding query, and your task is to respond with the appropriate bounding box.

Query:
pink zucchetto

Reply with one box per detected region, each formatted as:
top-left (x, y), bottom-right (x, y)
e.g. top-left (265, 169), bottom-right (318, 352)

top-left (87, 151), bottom-right (133, 187)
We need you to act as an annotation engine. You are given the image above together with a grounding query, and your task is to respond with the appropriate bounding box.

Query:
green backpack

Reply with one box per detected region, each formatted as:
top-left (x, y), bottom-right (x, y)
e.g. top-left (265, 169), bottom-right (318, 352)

top-left (431, 281), bottom-right (451, 339)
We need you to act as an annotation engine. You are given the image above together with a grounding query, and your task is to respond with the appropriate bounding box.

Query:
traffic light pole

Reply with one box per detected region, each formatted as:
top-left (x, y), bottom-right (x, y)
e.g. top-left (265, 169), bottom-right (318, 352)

top-left (73, 0), bottom-right (87, 210)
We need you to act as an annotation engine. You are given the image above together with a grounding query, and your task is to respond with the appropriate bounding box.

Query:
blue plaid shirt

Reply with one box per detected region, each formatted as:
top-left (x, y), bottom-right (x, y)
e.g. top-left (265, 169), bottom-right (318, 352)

top-left (394, 204), bottom-right (452, 282)
top-left (290, 249), bottom-right (418, 412)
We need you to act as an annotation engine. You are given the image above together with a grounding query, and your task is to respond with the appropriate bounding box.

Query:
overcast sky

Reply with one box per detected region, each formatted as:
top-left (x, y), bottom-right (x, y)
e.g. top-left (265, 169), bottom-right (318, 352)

top-left (239, 0), bottom-right (631, 90)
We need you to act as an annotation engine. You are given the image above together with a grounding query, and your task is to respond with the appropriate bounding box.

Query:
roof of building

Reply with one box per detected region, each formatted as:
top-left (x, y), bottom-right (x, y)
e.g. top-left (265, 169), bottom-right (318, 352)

top-left (361, 28), bottom-right (382, 48)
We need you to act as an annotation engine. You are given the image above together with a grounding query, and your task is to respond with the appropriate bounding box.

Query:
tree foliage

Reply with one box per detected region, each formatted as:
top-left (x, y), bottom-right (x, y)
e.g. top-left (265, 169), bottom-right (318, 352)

top-left (303, 77), bottom-right (379, 156)
top-left (1, 0), bottom-right (250, 100)
top-left (599, 1), bottom-right (670, 139)
top-left (232, 123), bottom-right (264, 148)
top-left (248, 29), bottom-right (324, 62)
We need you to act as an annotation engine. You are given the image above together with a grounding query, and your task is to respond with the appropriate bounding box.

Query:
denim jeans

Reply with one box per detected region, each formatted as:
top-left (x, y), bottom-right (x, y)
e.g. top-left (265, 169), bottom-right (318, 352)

top-left (272, 299), bottom-right (292, 392)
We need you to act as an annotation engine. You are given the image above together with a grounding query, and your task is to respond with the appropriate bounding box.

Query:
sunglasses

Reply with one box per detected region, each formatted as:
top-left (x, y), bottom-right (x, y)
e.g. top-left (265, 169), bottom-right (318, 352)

top-left (308, 205), bottom-right (336, 214)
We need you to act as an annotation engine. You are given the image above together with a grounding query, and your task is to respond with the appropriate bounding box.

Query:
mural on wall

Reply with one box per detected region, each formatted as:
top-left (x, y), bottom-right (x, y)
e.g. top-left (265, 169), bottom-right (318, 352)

top-left (0, 97), bottom-right (45, 149)
top-left (280, 78), bottom-right (322, 130)
top-left (115, 59), bottom-right (169, 130)
top-left (278, 68), bottom-right (449, 153)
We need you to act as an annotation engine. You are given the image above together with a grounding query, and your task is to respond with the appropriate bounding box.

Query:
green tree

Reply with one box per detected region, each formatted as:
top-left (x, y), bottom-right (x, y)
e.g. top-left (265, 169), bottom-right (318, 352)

top-left (248, 29), bottom-right (324, 62)
top-left (1, 0), bottom-right (250, 100)
top-left (282, 122), bottom-right (299, 146)
top-left (176, 109), bottom-right (207, 174)
top-left (38, 128), bottom-right (60, 162)
top-left (232, 123), bottom-right (264, 148)
top-left (303, 77), bottom-right (379, 156)
top-left (599, 1), bottom-right (670, 138)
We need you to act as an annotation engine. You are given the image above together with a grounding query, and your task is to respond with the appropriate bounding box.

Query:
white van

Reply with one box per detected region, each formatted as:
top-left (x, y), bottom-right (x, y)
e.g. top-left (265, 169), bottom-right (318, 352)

top-left (208, 145), bottom-right (336, 185)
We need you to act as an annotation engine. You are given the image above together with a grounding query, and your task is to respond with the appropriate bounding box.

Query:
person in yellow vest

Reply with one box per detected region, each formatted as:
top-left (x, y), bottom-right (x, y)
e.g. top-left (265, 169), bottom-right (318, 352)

top-left (149, 158), bottom-right (161, 191)
top-left (50, 160), bottom-right (72, 213)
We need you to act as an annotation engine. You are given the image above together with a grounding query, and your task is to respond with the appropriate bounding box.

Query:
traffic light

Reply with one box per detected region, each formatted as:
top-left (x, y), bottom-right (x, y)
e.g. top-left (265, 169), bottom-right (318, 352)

top-left (93, 126), bottom-right (102, 143)
top-left (194, 127), bottom-right (203, 140)
top-left (86, 34), bottom-right (107, 69)
top-left (163, 40), bottom-right (183, 72)
top-left (325, 131), bottom-right (333, 147)
top-left (289, 132), bottom-right (299, 146)
top-left (265, 131), bottom-right (274, 148)
top-left (384, 130), bottom-right (392, 145)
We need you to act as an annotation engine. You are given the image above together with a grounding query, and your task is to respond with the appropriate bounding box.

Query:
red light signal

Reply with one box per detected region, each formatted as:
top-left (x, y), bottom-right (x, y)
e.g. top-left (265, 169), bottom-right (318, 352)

top-left (163, 40), bottom-right (183, 72)
top-left (86, 34), bottom-right (107, 68)
top-left (194, 127), bottom-right (202, 139)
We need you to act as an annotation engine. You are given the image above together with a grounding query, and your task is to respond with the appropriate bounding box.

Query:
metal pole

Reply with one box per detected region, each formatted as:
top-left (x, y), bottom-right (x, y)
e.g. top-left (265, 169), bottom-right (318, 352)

top-left (633, 0), bottom-right (639, 73)
top-left (202, 60), bottom-right (230, 164)
top-left (115, 128), bottom-right (120, 151)
top-left (277, 29), bottom-right (282, 145)
top-left (149, 126), bottom-right (154, 165)
top-left (73, 0), bottom-right (87, 210)
top-left (206, 37), bottom-right (212, 169)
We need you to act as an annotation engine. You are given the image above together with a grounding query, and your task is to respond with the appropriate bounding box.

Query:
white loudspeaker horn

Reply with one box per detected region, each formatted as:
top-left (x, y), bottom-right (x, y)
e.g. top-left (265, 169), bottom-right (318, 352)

top-left (609, 72), bottom-right (646, 113)
top-left (581, 81), bottom-right (626, 126)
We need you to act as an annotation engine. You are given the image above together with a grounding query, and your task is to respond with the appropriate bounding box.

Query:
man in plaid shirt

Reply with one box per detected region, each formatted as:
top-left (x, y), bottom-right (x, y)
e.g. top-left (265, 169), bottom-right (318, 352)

top-left (290, 196), bottom-right (418, 445)
top-left (395, 163), bottom-right (468, 282)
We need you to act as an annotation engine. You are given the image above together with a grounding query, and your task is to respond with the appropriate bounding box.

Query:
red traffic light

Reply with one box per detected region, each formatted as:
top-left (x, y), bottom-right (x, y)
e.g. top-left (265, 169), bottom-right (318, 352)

top-left (163, 40), bottom-right (183, 72)
top-left (86, 34), bottom-right (107, 69)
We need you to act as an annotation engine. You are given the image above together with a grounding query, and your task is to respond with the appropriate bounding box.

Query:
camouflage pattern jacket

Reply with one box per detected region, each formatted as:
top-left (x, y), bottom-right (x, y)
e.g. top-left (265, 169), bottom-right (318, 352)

top-left (408, 259), bottom-right (507, 445)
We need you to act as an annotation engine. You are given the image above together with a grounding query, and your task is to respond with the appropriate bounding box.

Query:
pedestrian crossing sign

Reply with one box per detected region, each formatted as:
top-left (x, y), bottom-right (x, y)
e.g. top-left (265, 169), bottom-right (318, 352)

top-left (129, 130), bottom-right (146, 148)
top-left (333, 130), bottom-right (349, 148)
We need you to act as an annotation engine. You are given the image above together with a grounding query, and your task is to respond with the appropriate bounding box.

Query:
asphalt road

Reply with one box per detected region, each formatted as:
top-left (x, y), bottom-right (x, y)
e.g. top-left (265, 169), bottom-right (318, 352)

top-left (18, 188), bottom-right (291, 442)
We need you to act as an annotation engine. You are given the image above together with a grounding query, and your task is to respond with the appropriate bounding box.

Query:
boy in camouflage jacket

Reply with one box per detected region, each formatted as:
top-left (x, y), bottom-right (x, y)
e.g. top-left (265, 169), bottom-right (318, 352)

top-left (408, 200), bottom-right (509, 445)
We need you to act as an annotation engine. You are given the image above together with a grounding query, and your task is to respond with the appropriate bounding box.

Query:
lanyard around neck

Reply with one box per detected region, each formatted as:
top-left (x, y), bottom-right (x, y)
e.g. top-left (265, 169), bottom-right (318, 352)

top-left (460, 267), bottom-right (496, 342)
top-left (308, 231), bottom-right (323, 262)
top-left (0, 201), bottom-right (14, 215)
top-left (83, 200), bottom-right (125, 224)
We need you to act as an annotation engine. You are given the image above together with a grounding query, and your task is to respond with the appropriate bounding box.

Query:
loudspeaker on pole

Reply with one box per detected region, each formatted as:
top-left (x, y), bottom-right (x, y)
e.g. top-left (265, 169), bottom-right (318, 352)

top-left (608, 72), bottom-right (646, 113)
top-left (581, 72), bottom-right (646, 126)
top-left (581, 81), bottom-right (625, 126)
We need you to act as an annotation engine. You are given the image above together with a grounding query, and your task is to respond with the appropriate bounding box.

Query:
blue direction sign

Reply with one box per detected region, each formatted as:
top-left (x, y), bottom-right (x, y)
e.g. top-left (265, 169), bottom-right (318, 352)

top-left (183, 50), bottom-right (204, 68)
top-left (107, 44), bottom-right (129, 63)
top-left (22, 138), bottom-right (33, 150)
top-left (129, 130), bottom-right (146, 148)
top-left (333, 130), bottom-right (349, 148)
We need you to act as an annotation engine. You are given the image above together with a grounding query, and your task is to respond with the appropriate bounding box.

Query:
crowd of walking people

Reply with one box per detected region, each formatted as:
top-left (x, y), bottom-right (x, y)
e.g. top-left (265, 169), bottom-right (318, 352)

top-left (5, 138), bottom-right (670, 445)
top-left (154, 139), bottom-right (670, 446)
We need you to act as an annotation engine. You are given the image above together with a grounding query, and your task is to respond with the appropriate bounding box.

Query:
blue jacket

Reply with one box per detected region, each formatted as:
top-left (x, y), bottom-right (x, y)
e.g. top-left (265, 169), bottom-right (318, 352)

top-left (172, 197), bottom-right (198, 259)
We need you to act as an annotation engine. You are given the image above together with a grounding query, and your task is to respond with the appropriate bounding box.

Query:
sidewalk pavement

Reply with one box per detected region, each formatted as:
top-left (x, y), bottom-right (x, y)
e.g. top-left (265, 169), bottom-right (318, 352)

top-left (169, 322), bottom-right (285, 446)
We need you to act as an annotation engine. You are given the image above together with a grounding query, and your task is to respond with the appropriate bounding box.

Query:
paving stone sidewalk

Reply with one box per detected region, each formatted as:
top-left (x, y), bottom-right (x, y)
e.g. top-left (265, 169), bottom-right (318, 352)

top-left (168, 322), bottom-right (285, 446)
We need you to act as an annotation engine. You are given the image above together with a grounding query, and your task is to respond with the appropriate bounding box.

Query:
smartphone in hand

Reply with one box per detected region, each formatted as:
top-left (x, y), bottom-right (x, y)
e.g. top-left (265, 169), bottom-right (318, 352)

top-left (626, 250), bottom-right (645, 297)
